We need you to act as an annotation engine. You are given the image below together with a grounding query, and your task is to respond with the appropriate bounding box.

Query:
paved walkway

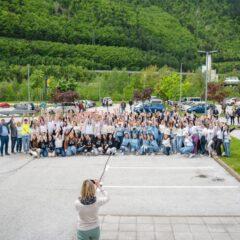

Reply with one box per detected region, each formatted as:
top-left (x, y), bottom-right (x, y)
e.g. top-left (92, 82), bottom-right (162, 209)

top-left (97, 215), bottom-right (240, 240)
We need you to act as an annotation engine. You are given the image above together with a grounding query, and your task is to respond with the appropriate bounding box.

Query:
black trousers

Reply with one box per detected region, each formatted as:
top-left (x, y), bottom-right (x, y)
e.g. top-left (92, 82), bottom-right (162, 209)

top-left (11, 137), bottom-right (17, 153)
top-left (215, 139), bottom-right (223, 156)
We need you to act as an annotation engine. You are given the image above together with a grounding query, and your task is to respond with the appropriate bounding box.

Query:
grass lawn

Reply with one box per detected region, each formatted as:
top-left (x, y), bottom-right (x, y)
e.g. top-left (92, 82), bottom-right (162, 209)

top-left (221, 137), bottom-right (240, 174)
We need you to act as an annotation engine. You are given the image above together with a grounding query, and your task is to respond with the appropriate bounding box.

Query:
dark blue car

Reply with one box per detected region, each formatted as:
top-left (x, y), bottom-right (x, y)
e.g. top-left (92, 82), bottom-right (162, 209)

top-left (134, 103), bottom-right (165, 113)
top-left (187, 104), bottom-right (215, 114)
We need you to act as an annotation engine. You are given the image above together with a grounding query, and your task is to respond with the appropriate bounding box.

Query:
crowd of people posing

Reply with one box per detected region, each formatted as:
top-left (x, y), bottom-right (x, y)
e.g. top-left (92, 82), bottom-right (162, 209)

top-left (0, 107), bottom-right (232, 158)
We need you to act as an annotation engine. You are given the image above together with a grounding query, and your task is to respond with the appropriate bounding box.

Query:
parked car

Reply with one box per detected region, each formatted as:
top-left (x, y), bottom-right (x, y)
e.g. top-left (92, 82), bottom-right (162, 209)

top-left (224, 98), bottom-right (238, 106)
top-left (83, 100), bottom-right (96, 108)
top-left (14, 103), bottom-right (35, 110)
top-left (150, 98), bottom-right (162, 104)
top-left (187, 104), bottom-right (216, 114)
top-left (53, 102), bottom-right (78, 112)
top-left (0, 102), bottom-right (10, 108)
top-left (134, 102), bottom-right (165, 113)
top-left (102, 97), bottom-right (113, 106)
top-left (182, 97), bottom-right (202, 103)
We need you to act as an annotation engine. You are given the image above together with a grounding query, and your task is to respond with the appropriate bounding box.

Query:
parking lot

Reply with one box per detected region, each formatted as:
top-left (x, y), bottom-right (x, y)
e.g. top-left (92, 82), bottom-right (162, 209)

top-left (0, 153), bottom-right (240, 240)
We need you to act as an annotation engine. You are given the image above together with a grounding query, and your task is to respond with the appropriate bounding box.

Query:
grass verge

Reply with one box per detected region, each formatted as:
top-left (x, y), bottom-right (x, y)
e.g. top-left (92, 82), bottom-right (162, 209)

top-left (221, 137), bottom-right (240, 175)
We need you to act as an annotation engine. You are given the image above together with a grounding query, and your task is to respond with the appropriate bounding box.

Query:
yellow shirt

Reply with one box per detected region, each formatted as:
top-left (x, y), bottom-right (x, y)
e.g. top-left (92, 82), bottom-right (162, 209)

top-left (21, 123), bottom-right (30, 135)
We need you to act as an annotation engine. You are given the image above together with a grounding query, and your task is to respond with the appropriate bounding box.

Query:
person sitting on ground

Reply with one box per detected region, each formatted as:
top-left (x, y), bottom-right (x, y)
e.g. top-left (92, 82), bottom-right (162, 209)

top-left (139, 133), bottom-right (150, 155)
top-left (76, 136), bottom-right (86, 154)
top-left (65, 131), bottom-right (77, 156)
top-left (162, 134), bottom-right (171, 156)
top-left (84, 135), bottom-right (93, 154)
top-left (120, 132), bottom-right (130, 154)
top-left (29, 133), bottom-right (40, 158)
top-left (92, 135), bottom-right (103, 155)
top-left (55, 131), bottom-right (65, 157)
top-left (148, 134), bottom-right (159, 154)
top-left (48, 134), bottom-right (56, 157)
top-left (129, 133), bottom-right (140, 154)
top-left (106, 134), bottom-right (117, 155)
top-left (180, 133), bottom-right (194, 157)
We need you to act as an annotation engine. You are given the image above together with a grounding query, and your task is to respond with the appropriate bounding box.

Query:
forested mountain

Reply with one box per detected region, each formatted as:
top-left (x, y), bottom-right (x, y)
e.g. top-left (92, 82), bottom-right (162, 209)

top-left (0, 0), bottom-right (239, 73)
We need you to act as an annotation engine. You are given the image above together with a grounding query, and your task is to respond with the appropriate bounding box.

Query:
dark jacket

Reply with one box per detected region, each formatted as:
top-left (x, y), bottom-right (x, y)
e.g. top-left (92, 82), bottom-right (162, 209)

top-left (10, 121), bottom-right (18, 138)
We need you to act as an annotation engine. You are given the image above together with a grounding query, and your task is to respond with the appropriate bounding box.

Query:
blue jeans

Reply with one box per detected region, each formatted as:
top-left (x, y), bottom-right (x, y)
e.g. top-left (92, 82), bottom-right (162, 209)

top-left (149, 146), bottom-right (159, 153)
top-left (16, 138), bottom-right (22, 152)
top-left (163, 146), bottom-right (171, 155)
top-left (77, 146), bottom-right (85, 153)
top-left (180, 146), bottom-right (194, 155)
top-left (120, 145), bottom-right (129, 153)
top-left (171, 136), bottom-right (177, 153)
top-left (176, 136), bottom-right (184, 152)
top-left (55, 147), bottom-right (66, 157)
top-left (139, 145), bottom-right (149, 155)
top-left (22, 135), bottom-right (30, 153)
top-left (66, 146), bottom-right (77, 156)
top-left (0, 135), bottom-right (9, 155)
top-left (223, 141), bottom-right (230, 157)
top-left (40, 148), bottom-right (48, 157)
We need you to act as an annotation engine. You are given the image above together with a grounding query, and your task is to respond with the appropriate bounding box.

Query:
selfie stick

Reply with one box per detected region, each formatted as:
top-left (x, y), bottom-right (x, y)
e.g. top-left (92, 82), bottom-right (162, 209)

top-left (99, 154), bottom-right (111, 183)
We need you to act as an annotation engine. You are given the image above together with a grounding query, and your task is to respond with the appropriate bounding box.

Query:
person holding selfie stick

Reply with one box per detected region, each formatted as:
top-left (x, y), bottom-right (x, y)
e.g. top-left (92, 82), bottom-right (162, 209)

top-left (75, 179), bottom-right (109, 240)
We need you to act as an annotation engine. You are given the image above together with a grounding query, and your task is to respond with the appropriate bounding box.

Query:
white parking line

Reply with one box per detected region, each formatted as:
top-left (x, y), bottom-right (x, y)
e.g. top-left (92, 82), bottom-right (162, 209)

top-left (108, 166), bottom-right (214, 170)
top-left (104, 185), bottom-right (239, 189)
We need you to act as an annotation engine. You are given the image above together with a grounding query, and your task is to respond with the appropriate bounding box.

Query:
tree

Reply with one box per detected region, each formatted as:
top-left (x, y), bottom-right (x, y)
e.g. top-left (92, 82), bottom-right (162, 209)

top-left (133, 87), bottom-right (152, 102)
top-left (52, 89), bottom-right (79, 103)
top-left (154, 72), bottom-right (190, 100)
top-left (207, 83), bottom-right (228, 103)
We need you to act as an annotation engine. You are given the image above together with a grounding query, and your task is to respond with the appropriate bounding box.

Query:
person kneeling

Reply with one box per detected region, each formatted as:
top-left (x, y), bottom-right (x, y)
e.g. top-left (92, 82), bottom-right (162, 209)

top-left (162, 134), bottom-right (171, 156)
top-left (65, 131), bottom-right (77, 157)
top-left (180, 134), bottom-right (194, 157)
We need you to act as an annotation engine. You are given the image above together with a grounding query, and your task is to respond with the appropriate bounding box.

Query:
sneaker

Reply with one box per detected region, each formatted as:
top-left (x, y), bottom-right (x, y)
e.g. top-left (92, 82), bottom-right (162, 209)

top-left (189, 154), bottom-right (195, 158)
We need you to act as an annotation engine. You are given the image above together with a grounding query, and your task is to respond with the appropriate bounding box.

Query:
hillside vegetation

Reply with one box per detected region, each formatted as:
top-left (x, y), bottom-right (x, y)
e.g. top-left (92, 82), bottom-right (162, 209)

top-left (0, 0), bottom-right (239, 101)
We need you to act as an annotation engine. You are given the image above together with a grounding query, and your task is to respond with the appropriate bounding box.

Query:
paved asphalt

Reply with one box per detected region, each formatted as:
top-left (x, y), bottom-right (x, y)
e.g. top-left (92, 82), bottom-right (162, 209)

top-left (0, 153), bottom-right (240, 240)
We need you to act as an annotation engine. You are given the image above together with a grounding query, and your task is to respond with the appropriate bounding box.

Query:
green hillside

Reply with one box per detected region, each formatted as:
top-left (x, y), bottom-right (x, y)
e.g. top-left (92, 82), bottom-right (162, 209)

top-left (0, 0), bottom-right (239, 101)
top-left (0, 0), bottom-right (239, 72)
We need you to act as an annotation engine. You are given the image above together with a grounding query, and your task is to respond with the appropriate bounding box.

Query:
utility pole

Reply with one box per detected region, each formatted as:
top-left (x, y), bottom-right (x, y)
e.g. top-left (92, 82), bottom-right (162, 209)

top-left (98, 77), bottom-right (101, 102)
top-left (27, 64), bottom-right (30, 102)
top-left (198, 50), bottom-right (218, 114)
top-left (179, 63), bottom-right (183, 103)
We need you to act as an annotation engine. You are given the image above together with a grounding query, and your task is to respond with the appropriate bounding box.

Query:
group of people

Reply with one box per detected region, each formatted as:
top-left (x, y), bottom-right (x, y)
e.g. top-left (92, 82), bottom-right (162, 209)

top-left (0, 107), bottom-right (232, 158)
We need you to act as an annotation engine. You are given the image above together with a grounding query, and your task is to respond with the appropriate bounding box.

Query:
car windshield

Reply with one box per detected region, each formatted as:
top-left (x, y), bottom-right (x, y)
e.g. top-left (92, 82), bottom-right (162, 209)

top-left (151, 101), bottom-right (162, 105)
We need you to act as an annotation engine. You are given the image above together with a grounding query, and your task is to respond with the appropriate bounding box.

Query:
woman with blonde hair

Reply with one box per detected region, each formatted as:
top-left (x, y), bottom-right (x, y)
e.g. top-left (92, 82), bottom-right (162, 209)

top-left (75, 179), bottom-right (109, 240)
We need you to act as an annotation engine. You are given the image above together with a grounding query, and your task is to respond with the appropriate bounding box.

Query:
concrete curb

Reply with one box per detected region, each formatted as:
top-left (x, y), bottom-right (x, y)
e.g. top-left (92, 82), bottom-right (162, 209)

top-left (213, 155), bottom-right (240, 182)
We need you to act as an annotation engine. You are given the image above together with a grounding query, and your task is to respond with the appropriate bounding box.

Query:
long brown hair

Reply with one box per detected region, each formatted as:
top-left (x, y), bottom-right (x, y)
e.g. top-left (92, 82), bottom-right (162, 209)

top-left (81, 180), bottom-right (96, 200)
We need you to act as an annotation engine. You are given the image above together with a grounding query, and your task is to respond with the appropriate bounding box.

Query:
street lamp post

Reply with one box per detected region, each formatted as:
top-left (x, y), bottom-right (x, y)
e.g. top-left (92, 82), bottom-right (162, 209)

top-left (198, 50), bottom-right (218, 114)
top-left (27, 64), bottom-right (30, 102)
top-left (179, 63), bottom-right (183, 103)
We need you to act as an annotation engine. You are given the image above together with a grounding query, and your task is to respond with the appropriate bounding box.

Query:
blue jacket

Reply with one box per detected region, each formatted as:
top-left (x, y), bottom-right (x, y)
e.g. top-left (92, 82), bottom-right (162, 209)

top-left (129, 138), bottom-right (140, 150)
top-left (121, 137), bottom-right (130, 147)
top-left (0, 121), bottom-right (11, 136)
